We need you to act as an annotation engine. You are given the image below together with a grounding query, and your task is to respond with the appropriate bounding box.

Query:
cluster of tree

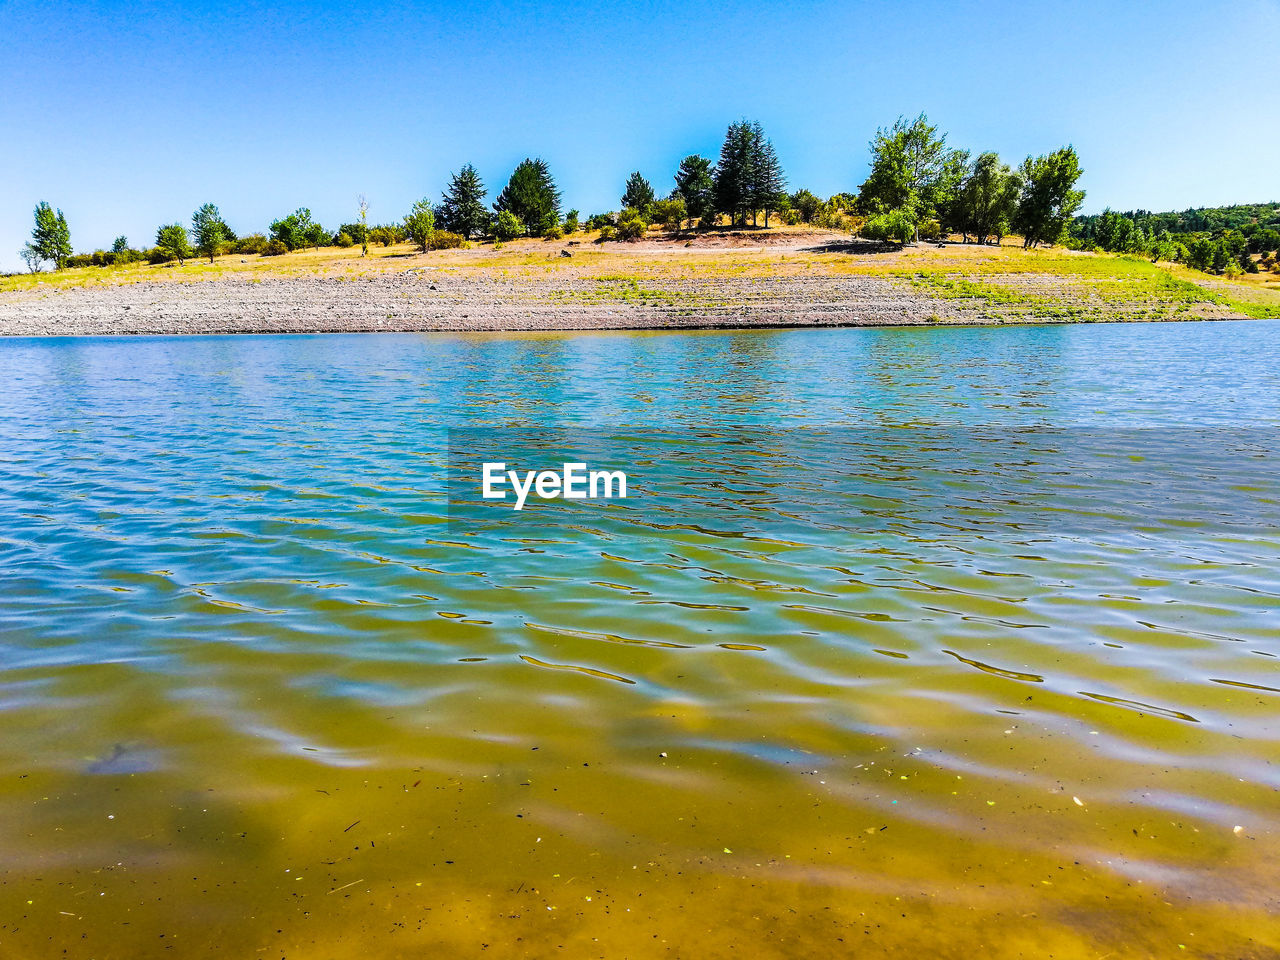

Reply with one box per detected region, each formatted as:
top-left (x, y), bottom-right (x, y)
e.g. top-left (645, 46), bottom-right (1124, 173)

top-left (31, 116), bottom-right (1280, 275)
top-left (583, 120), bottom-right (787, 241)
top-left (1070, 204), bottom-right (1280, 275)
top-left (854, 114), bottom-right (1084, 248)
top-left (21, 203), bottom-right (72, 271)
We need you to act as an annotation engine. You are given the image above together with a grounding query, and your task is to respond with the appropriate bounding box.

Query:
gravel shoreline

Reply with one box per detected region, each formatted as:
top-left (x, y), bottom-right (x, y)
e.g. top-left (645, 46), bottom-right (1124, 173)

top-left (0, 271), bottom-right (953, 337)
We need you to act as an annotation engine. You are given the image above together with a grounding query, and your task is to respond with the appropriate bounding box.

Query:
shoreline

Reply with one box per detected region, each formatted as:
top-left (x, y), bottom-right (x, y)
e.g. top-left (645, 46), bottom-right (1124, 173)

top-left (2, 233), bottom-right (1272, 337)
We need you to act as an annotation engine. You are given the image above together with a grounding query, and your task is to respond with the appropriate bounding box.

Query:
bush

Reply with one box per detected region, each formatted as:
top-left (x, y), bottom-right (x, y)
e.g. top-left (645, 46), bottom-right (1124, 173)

top-left (585, 212), bottom-right (614, 231)
top-left (334, 231), bottom-right (354, 247)
top-left (542, 225), bottom-right (564, 241)
top-left (917, 218), bottom-right (943, 241)
top-left (261, 239), bottom-right (289, 256)
top-left (231, 234), bottom-right (269, 255)
top-left (596, 225), bottom-right (615, 242)
top-left (66, 254), bottom-right (94, 268)
top-left (563, 210), bottom-right (580, 234)
top-left (617, 216), bottom-right (646, 240)
top-left (337, 223), bottom-right (367, 244)
top-left (700, 212), bottom-right (719, 230)
top-left (494, 210), bottom-right (522, 241)
top-left (861, 209), bottom-right (915, 245)
top-left (428, 230), bottom-right (464, 250)
top-left (649, 197), bottom-right (687, 232)
top-left (145, 247), bottom-right (172, 265)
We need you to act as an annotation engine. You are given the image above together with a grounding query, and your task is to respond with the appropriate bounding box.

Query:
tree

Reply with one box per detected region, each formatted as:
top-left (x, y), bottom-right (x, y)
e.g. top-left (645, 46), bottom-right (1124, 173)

top-left (858, 114), bottom-right (964, 242)
top-left (358, 194), bottom-right (370, 257)
top-left (269, 208), bottom-right (319, 251)
top-left (31, 202), bottom-right (72, 270)
top-left (649, 197), bottom-right (687, 233)
top-left (714, 121), bottom-right (761, 226)
top-left (404, 198), bottom-right (436, 252)
top-left (621, 172), bottom-right (655, 217)
top-left (19, 243), bottom-right (42, 273)
top-left (441, 164), bottom-right (489, 238)
top-left (954, 153), bottom-right (1021, 244)
top-left (494, 158), bottom-right (561, 236)
top-left (750, 123), bottom-right (786, 227)
top-left (1014, 146), bottom-right (1085, 247)
top-left (111, 236), bottom-right (129, 254)
top-left (673, 155), bottom-right (715, 229)
top-left (494, 210), bottom-right (522, 241)
top-left (155, 223), bottom-right (192, 264)
top-left (191, 203), bottom-right (230, 262)
top-left (790, 189), bottom-right (822, 224)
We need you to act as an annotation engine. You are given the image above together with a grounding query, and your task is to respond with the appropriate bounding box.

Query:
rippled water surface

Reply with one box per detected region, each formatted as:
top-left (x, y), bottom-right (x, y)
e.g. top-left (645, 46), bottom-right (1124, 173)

top-left (1, 321), bottom-right (1278, 959)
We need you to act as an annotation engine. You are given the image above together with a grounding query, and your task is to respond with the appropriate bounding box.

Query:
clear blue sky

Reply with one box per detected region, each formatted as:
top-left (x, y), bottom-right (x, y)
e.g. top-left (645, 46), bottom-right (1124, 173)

top-left (3, 0), bottom-right (1277, 270)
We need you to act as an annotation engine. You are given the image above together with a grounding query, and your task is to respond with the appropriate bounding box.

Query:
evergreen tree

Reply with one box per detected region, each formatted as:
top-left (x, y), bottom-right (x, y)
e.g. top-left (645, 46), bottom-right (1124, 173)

top-left (440, 164), bottom-right (489, 238)
top-left (111, 236), bottom-right (129, 254)
top-left (714, 121), bottom-right (759, 226)
top-left (621, 172), bottom-right (655, 216)
top-left (750, 124), bottom-right (786, 227)
top-left (155, 223), bottom-right (192, 264)
top-left (191, 203), bottom-right (230, 262)
top-left (494, 158), bottom-right (561, 236)
top-left (1014, 146), bottom-right (1085, 248)
top-left (673, 155), bottom-right (715, 229)
top-left (31, 201), bottom-right (72, 270)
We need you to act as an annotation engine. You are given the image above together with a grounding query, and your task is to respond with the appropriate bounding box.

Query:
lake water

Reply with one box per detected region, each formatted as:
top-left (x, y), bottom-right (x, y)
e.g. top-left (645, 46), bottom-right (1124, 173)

top-left (1, 321), bottom-right (1278, 959)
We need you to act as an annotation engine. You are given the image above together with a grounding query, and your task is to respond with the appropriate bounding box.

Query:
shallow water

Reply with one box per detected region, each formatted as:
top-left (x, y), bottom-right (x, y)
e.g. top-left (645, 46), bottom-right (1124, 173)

top-left (1, 321), bottom-right (1278, 959)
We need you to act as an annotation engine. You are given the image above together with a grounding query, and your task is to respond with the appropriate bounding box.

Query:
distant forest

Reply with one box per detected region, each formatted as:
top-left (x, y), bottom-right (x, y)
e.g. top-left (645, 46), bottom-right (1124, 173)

top-left (1070, 203), bottom-right (1280, 277)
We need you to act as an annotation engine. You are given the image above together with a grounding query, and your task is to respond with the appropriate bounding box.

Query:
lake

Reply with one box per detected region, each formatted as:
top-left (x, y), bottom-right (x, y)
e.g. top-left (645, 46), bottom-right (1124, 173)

top-left (1, 320), bottom-right (1278, 959)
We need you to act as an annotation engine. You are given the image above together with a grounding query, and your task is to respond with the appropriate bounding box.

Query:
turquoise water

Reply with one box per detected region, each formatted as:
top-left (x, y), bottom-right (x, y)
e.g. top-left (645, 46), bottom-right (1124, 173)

top-left (1, 321), bottom-right (1278, 959)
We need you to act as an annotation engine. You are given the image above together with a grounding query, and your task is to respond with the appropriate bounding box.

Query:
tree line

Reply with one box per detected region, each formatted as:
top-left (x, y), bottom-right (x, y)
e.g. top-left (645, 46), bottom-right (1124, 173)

top-left (25, 113), bottom-right (1227, 276)
top-left (1069, 203), bottom-right (1280, 277)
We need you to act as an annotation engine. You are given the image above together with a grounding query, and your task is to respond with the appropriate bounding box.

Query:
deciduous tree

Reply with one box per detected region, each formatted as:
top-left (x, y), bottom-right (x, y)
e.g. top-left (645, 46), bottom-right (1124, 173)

top-left (1014, 146), bottom-right (1085, 248)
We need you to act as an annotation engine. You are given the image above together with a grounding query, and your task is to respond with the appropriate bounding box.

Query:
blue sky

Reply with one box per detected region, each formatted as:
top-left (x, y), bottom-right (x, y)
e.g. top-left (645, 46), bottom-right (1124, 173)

top-left (2, 0), bottom-right (1277, 270)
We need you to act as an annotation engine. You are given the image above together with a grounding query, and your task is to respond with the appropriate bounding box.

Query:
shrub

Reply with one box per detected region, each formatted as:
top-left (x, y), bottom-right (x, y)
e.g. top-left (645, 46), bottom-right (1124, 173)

top-left (650, 197), bottom-right (687, 232)
top-left (494, 210), bottom-right (522, 241)
top-left (596, 225), bottom-right (615, 242)
top-left (563, 209), bottom-right (580, 234)
top-left (861, 209), bottom-right (915, 245)
top-left (700, 212), bottom-right (719, 230)
top-left (232, 233), bottom-right (269, 255)
top-left (337, 223), bottom-right (367, 244)
top-left (428, 230), bottom-right (465, 250)
top-left (617, 216), bottom-right (646, 240)
top-left (145, 247), bottom-right (171, 265)
top-left (585, 212), bottom-right (614, 230)
top-left (542, 225), bottom-right (564, 241)
top-left (66, 254), bottom-right (94, 268)
top-left (917, 219), bottom-right (943, 241)
top-left (334, 231), bottom-right (355, 247)
top-left (261, 239), bottom-right (289, 256)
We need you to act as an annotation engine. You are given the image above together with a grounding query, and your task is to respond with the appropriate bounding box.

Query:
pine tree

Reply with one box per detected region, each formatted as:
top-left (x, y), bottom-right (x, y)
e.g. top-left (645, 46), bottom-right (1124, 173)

top-left (32, 202), bottom-right (72, 270)
top-left (494, 158), bottom-right (561, 236)
top-left (441, 164), bottom-right (489, 238)
top-left (673, 155), bottom-right (715, 229)
top-left (714, 121), bottom-right (758, 227)
top-left (621, 172), bottom-right (655, 216)
top-left (750, 124), bottom-right (786, 227)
